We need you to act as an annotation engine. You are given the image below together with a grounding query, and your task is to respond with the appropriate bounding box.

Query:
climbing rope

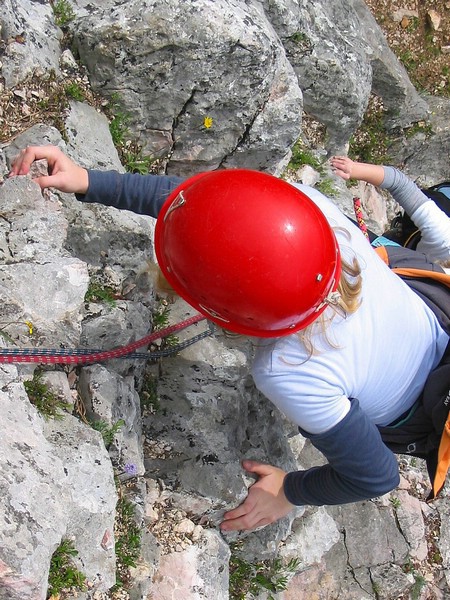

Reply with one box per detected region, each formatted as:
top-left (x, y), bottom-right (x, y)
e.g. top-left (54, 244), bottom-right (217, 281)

top-left (0, 314), bottom-right (211, 365)
top-left (353, 196), bottom-right (369, 240)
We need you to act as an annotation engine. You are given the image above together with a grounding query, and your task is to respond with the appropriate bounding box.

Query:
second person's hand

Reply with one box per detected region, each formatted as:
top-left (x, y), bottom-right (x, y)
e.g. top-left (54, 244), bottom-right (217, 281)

top-left (330, 155), bottom-right (355, 180)
top-left (9, 145), bottom-right (89, 194)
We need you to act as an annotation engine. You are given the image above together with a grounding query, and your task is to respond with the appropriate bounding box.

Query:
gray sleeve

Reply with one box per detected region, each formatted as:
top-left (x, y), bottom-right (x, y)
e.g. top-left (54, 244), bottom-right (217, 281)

top-left (380, 166), bottom-right (429, 216)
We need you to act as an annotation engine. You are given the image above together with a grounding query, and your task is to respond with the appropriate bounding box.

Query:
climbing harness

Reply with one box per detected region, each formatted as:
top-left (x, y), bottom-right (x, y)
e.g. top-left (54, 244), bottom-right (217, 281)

top-left (0, 314), bottom-right (211, 365)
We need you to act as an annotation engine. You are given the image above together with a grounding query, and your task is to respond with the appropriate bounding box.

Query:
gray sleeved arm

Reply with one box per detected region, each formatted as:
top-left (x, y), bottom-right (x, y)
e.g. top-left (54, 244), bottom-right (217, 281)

top-left (380, 167), bottom-right (450, 261)
top-left (380, 166), bottom-right (429, 215)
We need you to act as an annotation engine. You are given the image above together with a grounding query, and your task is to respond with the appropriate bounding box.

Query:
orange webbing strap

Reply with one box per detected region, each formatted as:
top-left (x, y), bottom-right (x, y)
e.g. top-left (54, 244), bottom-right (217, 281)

top-left (374, 244), bottom-right (450, 499)
top-left (430, 413), bottom-right (450, 500)
top-left (392, 268), bottom-right (450, 289)
top-left (391, 264), bottom-right (450, 498)
top-left (374, 247), bottom-right (450, 289)
top-left (374, 245), bottom-right (389, 264)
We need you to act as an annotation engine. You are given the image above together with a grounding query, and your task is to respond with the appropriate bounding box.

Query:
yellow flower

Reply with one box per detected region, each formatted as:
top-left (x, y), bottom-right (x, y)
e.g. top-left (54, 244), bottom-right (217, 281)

top-left (203, 116), bottom-right (213, 129)
top-left (24, 320), bottom-right (33, 335)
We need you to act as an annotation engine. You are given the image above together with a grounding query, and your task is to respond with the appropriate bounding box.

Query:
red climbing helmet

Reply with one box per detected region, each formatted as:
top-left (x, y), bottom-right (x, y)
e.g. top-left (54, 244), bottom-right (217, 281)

top-left (154, 169), bottom-right (341, 337)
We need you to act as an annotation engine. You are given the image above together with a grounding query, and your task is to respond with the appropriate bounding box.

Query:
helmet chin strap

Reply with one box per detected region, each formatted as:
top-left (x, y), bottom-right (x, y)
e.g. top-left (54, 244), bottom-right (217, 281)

top-left (316, 289), bottom-right (342, 311)
top-left (324, 290), bottom-right (342, 305)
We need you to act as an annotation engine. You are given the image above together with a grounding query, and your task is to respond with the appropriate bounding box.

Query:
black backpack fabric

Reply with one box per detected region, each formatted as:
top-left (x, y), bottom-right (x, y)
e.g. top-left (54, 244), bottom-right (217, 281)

top-left (374, 245), bottom-right (450, 499)
top-left (383, 182), bottom-right (450, 249)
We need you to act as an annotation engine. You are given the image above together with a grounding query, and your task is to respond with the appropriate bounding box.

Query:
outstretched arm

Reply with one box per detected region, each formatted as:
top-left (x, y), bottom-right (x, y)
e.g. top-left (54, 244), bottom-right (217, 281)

top-left (331, 155), bottom-right (450, 261)
top-left (330, 155), bottom-right (385, 186)
top-left (10, 145), bottom-right (184, 219)
top-left (10, 145), bottom-right (89, 193)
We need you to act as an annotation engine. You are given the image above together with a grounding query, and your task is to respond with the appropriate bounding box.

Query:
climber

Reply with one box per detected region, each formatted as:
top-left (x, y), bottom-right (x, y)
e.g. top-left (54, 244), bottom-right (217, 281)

top-left (10, 145), bottom-right (450, 532)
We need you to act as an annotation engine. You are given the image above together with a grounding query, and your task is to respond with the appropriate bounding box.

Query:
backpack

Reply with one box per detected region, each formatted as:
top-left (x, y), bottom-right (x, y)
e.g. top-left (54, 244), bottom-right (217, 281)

top-left (383, 182), bottom-right (450, 250)
top-left (374, 244), bottom-right (450, 500)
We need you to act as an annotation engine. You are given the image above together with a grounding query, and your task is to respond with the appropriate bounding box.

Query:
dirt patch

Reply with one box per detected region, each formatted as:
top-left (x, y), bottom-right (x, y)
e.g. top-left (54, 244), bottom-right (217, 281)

top-left (365, 0), bottom-right (450, 96)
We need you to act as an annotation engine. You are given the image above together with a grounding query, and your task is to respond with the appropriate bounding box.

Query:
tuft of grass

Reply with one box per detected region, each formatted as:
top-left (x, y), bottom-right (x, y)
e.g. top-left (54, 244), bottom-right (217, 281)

top-left (106, 95), bottom-right (157, 175)
top-left (287, 31), bottom-right (312, 52)
top-left (107, 93), bottom-right (131, 148)
top-left (404, 120), bottom-right (433, 139)
top-left (389, 495), bottom-right (401, 509)
top-left (402, 559), bottom-right (427, 600)
top-left (47, 539), bottom-right (86, 598)
top-left (372, 581), bottom-right (381, 595)
top-left (287, 139), bottom-right (324, 173)
top-left (52, 0), bottom-right (76, 28)
top-left (229, 544), bottom-right (300, 600)
top-left (398, 49), bottom-right (419, 74)
top-left (348, 96), bottom-right (392, 164)
top-left (64, 82), bottom-right (85, 102)
top-left (411, 573), bottom-right (427, 600)
top-left (152, 302), bottom-right (179, 349)
top-left (85, 281), bottom-right (117, 308)
top-left (122, 147), bottom-right (156, 175)
top-left (316, 177), bottom-right (338, 197)
top-left (89, 419), bottom-right (125, 449)
top-left (406, 16), bottom-right (420, 33)
top-left (139, 373), bottom-right (160, 413)
top-left (112, 496), bottom-right (142, 590)
top-left (24, 371), bottom-right (71, 420)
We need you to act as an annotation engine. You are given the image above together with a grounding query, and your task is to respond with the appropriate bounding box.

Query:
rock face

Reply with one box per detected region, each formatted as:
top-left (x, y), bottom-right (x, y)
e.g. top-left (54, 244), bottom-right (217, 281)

top-left (0, 364), bottom-right (117, 600)
top-left (0, 1), bottom-right (449, 599)
top-left (2, 0), bottom-right (429, 173)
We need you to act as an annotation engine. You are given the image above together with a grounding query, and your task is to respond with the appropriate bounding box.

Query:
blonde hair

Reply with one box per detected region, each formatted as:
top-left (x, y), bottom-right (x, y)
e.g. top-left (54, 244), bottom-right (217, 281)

top-left (297, 254), bottom-right (362, 356)
top-left (146, 260), bottom-right (177, 300)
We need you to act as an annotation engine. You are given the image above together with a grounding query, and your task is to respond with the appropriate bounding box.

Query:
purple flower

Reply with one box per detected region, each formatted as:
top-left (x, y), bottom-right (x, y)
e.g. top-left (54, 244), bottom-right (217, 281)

top-left (124, 463), bottom-right (138, 475)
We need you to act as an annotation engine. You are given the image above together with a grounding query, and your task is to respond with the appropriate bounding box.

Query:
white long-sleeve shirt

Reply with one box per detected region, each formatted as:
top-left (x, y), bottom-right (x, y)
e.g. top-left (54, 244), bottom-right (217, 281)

top-left (252, 184), bottom-right (449, 434)
top-left (381, 166), bottom-right (450, 262)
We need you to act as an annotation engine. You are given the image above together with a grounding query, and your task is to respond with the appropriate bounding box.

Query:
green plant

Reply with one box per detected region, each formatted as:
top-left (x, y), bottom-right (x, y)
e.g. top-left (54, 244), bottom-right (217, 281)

top-left (113, 496), bottom-right (142, 589)
top-left (316, 177), bottom-right (338, 197)
top-left (152, 301), bottom-right (172, 329)
top-left (122, 147), bottom-right (155, 175)
top-left (229, 545), bottom-right (300, 600)
top-left (107, 93), bottom-right (131, 147)
top-left (424, 31), bottom-right (441, 57)
top-left (431, 550), bottom-right (442, 564)
top-left (152, 302), bottom-right (178, 348)
top-left (90, 419), bottom-right (125, 448)
top-left (410, 573), bottom-right (426, 600)
top-left (24, 371), bottom-right (71, 420)
top-left (372, 581), bottom-right (381, 595)
top-left (402, 559), bottom-right (427, 600)
top-left (47, 539), bottom-right (86, 598)
top-left (287, 32), bottom-right (312, 53)
top-left (52, 0), bottom-right (75, 28)
top-left (139, 373), bottom-right (160, 412)
top-left (348, 97), bottom-right (392, 164)
top-left (406, 16), bottom-right (420, 33)
top-left (389, 495), bottom-right (401, 509)
top-left (405, 121), bottom-right (433, 138)
top-left (65, 82), bottom-right (85, 101)
top-left (85, 281), bottom-right (117, 307)
top-left (398, 48), bottom-right (418, 73)
top-left (0, 319), bottom-right (34, 344)
top-left (287, 140), bottom-right (323, 172)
